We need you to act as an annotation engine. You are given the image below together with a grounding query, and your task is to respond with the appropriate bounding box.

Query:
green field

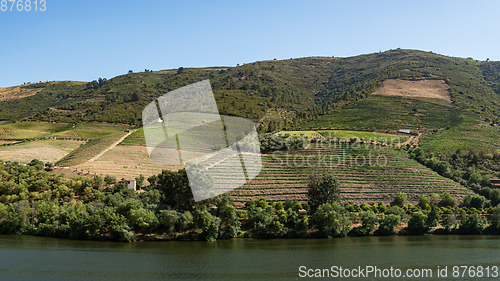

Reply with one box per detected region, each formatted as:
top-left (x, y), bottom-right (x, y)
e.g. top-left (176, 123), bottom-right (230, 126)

top-left (318, 130), bottom-right (408, 143)
top-left (419, 116), bottom-right (500, 154)
top-left (274, 131), bottom-right (323, 139)
top-left (0, 122), bottom-right (72, 139)
top-left (0, 121), bottom-right (130, 140)
top-left (307, 95), bottom-right (465, 131)
top-left (274, 129), bottom-right (409, 146)
top-left (51, 122), bottom-right (130, 139)
top-left (303, 94), bottom-right (500, 157)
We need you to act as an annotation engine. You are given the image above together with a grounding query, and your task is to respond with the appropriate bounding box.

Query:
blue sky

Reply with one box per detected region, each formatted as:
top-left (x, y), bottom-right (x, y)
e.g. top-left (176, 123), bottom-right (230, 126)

top-left (1, 0), bottom-right (499, 87)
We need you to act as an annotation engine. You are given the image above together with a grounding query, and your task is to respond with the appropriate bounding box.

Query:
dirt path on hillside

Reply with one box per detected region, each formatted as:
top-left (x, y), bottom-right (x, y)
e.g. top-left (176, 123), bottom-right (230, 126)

top-left (0, 86), bottom-right (40, 102)
top-left (412, 133), bottom-right (422, 147)
top-left (395, 133), bottom-right (422, 148)
top-left (305, 140), bottom-right (311, 149)
top-left (88, 130), bottom-right (135, 163)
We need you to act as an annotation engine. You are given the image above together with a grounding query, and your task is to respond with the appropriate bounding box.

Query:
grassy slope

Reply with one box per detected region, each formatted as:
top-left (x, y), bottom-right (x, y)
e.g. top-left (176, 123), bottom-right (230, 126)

top-left (419, 117), bottom-right (500, 154)
top-left (308, 94), bottom-right (500, 156)
top-left (1, 49), bottom-right (499, 130)
top-left (52, 122), bottom-right (130, 139)
top-left (317, 50), bottom-right (500, 122)
top-left (307, 95), bottom-right (466, 130)
top-left (0, 122), bottom-right (72, 139)
top-left (480, 61), bottom-right (500, 97)
top-left (0, 81), bottom-right (88, 122)
top-left (0, 121), bottom-right (129, 140)
top-left (3, 58), bottom-right (333, 127)
top-left (274, 130), bottom-right (409, 144)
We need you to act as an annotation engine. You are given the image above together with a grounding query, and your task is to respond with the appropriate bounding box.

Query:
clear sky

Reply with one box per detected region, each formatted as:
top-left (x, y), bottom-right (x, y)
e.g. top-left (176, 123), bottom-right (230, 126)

top-left (1, 0), bottom-right (499, 87)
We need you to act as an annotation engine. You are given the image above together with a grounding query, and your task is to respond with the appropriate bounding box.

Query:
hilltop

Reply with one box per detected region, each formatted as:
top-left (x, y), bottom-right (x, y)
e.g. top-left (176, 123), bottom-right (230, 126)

top-left (0, 49), bottom-right (499, 131)
top-left (2, 49), bottom-right (500, 208)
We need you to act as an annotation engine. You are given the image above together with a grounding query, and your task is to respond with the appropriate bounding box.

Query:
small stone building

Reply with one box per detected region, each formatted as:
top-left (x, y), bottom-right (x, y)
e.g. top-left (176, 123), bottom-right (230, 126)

top-left (126, 180), bottom-right (137, 191)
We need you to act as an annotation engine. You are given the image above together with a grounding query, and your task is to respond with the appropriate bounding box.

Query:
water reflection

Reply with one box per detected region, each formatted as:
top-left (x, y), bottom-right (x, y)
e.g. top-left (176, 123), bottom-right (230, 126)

top-left (0, 235), bottom-right (499, 280)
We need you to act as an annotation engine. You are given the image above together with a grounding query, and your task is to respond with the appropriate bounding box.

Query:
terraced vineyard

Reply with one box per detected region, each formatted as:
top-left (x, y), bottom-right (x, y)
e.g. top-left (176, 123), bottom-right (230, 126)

top-left (275, 129), bottom-right (408, 142)
top-left (56, 132), bottom-right (128, 166)
top-left (68, 145), bottom-right (179, 180)
top-left (275, 131), bottom-right (323, 139)
top-left (221, 141), bottom-right (472, 207)
top-left (317, 130), bottom-right (409, 143)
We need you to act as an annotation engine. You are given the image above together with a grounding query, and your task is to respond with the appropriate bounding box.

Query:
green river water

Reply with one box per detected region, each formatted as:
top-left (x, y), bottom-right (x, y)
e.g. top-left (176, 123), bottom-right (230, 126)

top-left (0, 234), bottom-right (499, 280)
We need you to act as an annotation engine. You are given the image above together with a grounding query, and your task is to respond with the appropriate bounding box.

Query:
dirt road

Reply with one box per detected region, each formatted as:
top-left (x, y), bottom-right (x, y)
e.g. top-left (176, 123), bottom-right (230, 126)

top-left (88, 130), bottom-right (135, 163)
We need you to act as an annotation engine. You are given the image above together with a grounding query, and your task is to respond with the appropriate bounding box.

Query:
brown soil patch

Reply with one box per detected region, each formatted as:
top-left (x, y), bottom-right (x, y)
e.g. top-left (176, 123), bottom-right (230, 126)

top-left (0, 140), bottom-right (84, 163)
top-left (52, 167), bottom-right (96, 180)
top-left (395, 133), bottom-right (421, 148)
top-left (71, 145), bottom-right (180, 179)
top-left (154, 70), bottom-right (176, 74)
top-left (0, 81), bottom-right (85, 102)
top-left (372, 79), bottom-right (451, 104)
top-left (0, 86), bottom-right (40, 102)
top-left (0, 140), bottom-right (19, 145)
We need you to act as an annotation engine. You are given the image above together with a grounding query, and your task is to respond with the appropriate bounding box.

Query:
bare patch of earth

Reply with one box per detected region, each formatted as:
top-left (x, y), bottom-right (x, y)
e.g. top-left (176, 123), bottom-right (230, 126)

top-left (372, 79), bottom-right (451, 104)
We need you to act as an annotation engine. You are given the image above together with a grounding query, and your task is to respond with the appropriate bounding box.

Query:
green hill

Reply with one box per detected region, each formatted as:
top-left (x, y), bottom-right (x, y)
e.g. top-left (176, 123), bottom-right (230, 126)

top-left (1, 49), bottom-right (499, 131)
top-left (2, 49), bottom-right (500, 206)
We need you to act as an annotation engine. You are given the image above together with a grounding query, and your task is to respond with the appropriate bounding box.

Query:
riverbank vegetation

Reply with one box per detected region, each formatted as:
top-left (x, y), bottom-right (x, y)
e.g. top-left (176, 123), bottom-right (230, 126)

top-left (0, 161), bottom-right (499, 242)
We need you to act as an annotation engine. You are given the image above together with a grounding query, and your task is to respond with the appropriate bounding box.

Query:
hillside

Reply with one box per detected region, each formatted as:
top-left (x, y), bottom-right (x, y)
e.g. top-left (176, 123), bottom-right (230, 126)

top-left (227, 141), bottom-right (472, 208)
top-left (2, 49), bottom-right (500, 207)
top-left (1, 49), bottom-right (500, 132)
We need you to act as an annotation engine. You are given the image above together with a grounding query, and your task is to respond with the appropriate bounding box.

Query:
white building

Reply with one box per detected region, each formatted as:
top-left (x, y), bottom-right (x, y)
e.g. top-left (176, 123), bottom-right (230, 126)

top-left (126, 180), bottom-right (137, 191)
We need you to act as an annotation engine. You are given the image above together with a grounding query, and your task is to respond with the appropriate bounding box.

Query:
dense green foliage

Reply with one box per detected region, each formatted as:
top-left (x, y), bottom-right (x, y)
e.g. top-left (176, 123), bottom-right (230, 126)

top-left (307, 173), bottom-right (341, 212)
top-left (308, 95), bottom-right (467, 131)
top-left (410, 147), bottom-right (500, 197)
top-left (0, 159), bottom-right (499, 241)
top-left (0, 160), bottom-right (227, 241)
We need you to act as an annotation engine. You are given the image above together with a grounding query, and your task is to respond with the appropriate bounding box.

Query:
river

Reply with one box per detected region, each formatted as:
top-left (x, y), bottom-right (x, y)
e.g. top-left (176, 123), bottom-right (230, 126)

top-left (0, 235), bottom-right (499, 280)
